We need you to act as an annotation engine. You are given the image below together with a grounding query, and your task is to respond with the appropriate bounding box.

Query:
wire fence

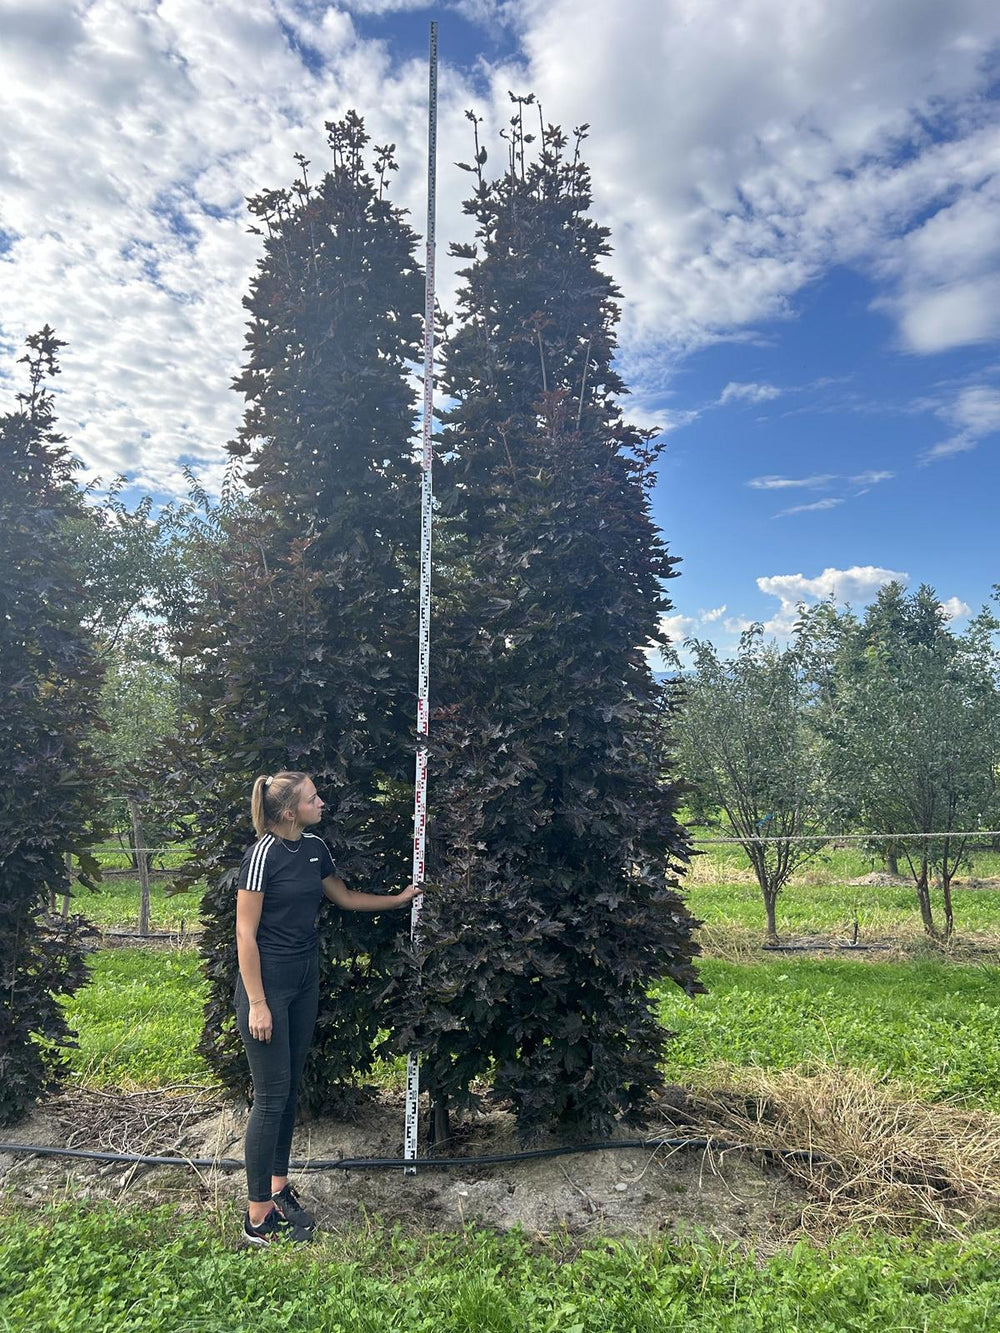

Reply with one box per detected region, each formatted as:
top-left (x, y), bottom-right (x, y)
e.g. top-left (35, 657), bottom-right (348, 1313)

top-left (82, 830), bottom-right (1000, 857)
top-left (695, 830), bottom-right (1000, 846)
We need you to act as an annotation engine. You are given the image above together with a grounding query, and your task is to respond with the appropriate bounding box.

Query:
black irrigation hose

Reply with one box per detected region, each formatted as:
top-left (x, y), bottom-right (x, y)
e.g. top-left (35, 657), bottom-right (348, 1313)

top-left (0, 1137), bottom-right (825, 1170)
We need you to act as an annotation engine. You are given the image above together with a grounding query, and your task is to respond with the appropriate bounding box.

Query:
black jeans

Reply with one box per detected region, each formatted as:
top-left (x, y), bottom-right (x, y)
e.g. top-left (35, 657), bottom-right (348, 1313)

top-left (234, 951), bottom-right (319, 1203)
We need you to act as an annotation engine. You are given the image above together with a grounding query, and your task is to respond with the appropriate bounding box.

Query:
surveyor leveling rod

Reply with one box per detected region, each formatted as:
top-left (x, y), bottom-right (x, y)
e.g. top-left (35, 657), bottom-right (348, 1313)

top-left (404, 21), bottom-right (438, 1175)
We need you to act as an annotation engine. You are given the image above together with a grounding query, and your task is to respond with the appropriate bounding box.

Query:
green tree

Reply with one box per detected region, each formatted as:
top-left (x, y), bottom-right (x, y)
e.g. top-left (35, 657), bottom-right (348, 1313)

top-left (388, 104), bottom-right (702, 1141)
top-left (62, 471), bottom-right (207, 859)
top-left (0, 329), bottom-right (105, 1122)
top-left (675, 628), bottom-right (828, 943)
top-left (167, 117), bottom-right (425, 1111)
top-left (813, 585), bottom-right (1000, 937)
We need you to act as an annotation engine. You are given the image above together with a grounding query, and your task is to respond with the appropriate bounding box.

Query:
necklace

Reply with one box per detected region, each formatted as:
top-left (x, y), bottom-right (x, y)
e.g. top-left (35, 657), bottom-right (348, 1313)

top-left (277, 833), bottom-right (302, 853)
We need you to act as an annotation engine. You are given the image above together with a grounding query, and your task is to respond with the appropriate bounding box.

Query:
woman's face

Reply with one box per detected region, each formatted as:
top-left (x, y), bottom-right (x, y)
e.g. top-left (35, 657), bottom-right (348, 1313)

top-left (292, 779), bottom-right (325, 827)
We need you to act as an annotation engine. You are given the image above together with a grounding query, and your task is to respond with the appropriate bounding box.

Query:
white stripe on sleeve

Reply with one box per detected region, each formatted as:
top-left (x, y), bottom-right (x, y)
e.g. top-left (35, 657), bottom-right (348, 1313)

top-left (246, 835), bottom-right (273, 893)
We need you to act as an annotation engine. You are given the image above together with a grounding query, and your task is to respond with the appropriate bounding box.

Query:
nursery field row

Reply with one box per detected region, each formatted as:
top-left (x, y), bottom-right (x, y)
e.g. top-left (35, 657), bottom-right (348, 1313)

top-left (62, 949), bottom-right (1000, 1112)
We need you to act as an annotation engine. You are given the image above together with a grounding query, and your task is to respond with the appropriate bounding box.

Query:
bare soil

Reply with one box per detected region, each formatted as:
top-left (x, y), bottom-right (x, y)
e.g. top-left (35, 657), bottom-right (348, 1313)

top-left (0, 1087), bottom-right (806, 1252)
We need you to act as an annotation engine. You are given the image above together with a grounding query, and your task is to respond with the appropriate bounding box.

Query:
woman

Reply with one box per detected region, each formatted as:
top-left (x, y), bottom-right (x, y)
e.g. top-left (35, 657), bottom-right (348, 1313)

top-left (235, 770), bottom-right (419, 1245)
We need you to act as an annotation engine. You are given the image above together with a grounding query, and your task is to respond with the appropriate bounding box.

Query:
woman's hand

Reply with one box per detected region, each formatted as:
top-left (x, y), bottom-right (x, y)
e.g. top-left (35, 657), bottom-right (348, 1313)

top-left (399, 883), bottom-right (421, 903)
top-left (249, 1000), bottom-right (273, 1043)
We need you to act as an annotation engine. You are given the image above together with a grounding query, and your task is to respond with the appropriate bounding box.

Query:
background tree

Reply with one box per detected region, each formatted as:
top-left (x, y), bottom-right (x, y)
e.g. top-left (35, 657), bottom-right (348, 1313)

top-left (61, 472), bottom-right (207, 864)
top-left (0, 329), bottom-right (105, 1123)
top-left (674, 628), bottom-right (828, 943)
top-left (166, 117), bottom-right (425, 1111)
top-left (388, 102), bottom-right (702, 1142)
top-left (812, 585), bottom-right (1000, 937)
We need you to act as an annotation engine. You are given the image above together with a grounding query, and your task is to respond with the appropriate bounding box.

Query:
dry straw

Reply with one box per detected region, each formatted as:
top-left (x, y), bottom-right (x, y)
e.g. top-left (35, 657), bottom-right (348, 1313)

top-left (685, 1065), bottom-right (1000, 1236)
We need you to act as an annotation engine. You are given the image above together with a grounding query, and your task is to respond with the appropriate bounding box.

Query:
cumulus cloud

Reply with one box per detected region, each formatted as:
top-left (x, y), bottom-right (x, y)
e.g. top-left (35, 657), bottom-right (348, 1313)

top-left (495, 0), bottom-right (1000, 375)
top-left (940, 596), bottom-right (972, 621)
top-left (756, 566), bottom-right (909, 637)
top-left (922, 384), bottom-right (1000, 462)
top-left (690, 571), bottom-right (972, 653)
top-left (658, 613), bottom-right (698, 643)
top-left (2, 0), bottom-right (999, 498)
top-left (0, 0), bottom-right (482, 495)
top-left (760, 566), bottom-right (907, 603)
top-left (875, 181), bottom-right (1000, 354)
top-left (647, 604), bottom-right (729, 670)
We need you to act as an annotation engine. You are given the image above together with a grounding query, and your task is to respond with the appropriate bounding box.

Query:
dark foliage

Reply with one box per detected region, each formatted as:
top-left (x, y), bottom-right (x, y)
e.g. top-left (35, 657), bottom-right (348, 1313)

top-left (386, 103), bottom-right (702, 1140)
top-left (165, 117), bottom-right (425, 1112)
top-left (0, 329), bottom-right (106, 1123)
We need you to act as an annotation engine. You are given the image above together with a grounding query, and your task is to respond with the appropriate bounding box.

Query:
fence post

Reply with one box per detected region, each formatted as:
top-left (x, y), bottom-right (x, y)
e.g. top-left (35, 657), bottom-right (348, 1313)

top-left (127, 795), bottom-right (151, 937)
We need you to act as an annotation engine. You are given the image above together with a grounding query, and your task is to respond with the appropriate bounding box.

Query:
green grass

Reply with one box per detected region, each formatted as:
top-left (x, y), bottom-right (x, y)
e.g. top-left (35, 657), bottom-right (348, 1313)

top-left (72, 873), bottom-right (201, 931)
top-left (685, 879), bottom-right (1000, 939)
top-left (4, 1203), bottom-right (1000, 1332)
top-left (658, 957), bottom-right (1000, 1108)
top-left (685, 828), bottom-right (1000, 882)
top-left (61, 948), bottom-right (1000, 1113)
top-left (62, 949), bottom-right (210, 1088)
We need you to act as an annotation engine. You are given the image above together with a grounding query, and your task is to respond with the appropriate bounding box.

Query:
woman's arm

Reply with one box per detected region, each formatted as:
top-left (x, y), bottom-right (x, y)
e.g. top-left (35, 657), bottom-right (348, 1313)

top-left (236, 890), bottom-right (272, 1043)
top-left (322, 875), bottom-right (419, 912)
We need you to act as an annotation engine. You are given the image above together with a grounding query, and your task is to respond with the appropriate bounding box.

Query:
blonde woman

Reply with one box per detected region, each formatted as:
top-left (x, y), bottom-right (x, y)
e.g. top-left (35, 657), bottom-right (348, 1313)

top-left (235, 770), bottom-right (418, 1245)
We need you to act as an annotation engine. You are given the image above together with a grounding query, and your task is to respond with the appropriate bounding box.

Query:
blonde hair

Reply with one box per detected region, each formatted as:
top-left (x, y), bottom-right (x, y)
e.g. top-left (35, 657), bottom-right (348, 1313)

top-left (251, 771), bottom-right (309, 837)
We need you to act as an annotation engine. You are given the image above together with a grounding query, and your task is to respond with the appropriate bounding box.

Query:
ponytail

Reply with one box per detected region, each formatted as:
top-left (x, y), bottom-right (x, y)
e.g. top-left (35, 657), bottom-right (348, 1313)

top-left (251, 771), bottom-right (309, 837)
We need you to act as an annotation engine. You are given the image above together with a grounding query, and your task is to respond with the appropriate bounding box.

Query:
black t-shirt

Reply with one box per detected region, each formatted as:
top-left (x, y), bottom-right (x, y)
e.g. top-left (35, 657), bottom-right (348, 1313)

top-left (237, 832), bottom-right (336, 959)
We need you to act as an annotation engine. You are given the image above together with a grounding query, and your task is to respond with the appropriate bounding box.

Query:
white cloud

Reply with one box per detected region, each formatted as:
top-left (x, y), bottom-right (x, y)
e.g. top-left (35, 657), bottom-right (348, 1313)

top-left (775, 497), bottom-right (844, 517)
top-left (2, 0), bottom-right (1000, 497)
top-left (747, 467), bottom-right (896, 510)
top-left (850, 470), bottom-right (895, 486)
top-left (495, 0), bottom-right (1000, 374)
top-left (896, 278), bottom-right (1000, 355)
top-left (647, 604), bottom-right (728, 670)
top-left (940, 596), bottom-right (972, 621)
top-left (758, 565), bottom-right (908, 608)
top-left (875, 182), bottom-right (1000, 353)
top-left (747, 474), bottom-right (835, 490)
top-left (658, 613), bottom-right (698, 643)
top-left (719, 381), bottom-right (782, 405)
top-left (741, 564), bottom-right (907, 639)
top-left (339, 0), bottom-right (432, 12)
top-left (0, 0), bottom-right (483, 495)
top-left (922, 384), bottom-right (1000, 462)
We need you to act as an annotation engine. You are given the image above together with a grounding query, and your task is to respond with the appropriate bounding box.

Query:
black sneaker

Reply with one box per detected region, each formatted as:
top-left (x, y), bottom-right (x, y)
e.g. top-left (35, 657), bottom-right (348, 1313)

top-left (242, 1207), bottom-right (313, 1246)
top-left (271, 1183), bottom-right (317, 1230)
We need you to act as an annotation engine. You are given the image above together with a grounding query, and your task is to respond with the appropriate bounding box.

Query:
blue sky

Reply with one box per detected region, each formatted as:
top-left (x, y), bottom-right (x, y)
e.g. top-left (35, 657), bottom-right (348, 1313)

top-left (1, 0), bottom-right (998, 660)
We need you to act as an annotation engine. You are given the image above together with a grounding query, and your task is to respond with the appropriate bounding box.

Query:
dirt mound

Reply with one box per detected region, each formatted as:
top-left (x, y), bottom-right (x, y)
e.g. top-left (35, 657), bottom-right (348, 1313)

top-left (0, 1087), bottom-right (805, 1251)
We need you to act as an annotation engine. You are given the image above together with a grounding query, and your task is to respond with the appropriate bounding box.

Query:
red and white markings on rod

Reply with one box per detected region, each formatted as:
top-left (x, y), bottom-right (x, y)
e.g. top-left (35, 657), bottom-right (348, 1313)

top-left (404, 20), bottom-right (438, 1175)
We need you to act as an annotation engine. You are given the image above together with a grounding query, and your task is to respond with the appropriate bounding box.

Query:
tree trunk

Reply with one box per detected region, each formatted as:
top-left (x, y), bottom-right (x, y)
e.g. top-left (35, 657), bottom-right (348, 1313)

top-left (763, 889), bottom-right (779, 943)
top-left (426, 1078), bottom-right (452, 1152)
top-left (915, 863), bottom-right (936, 937)
top-left (885, 848), bottom-right (900, 877)
top-left (127, 795), bottom-right (151, 936)
top-left (942, 874), bottom-right (955, 940)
